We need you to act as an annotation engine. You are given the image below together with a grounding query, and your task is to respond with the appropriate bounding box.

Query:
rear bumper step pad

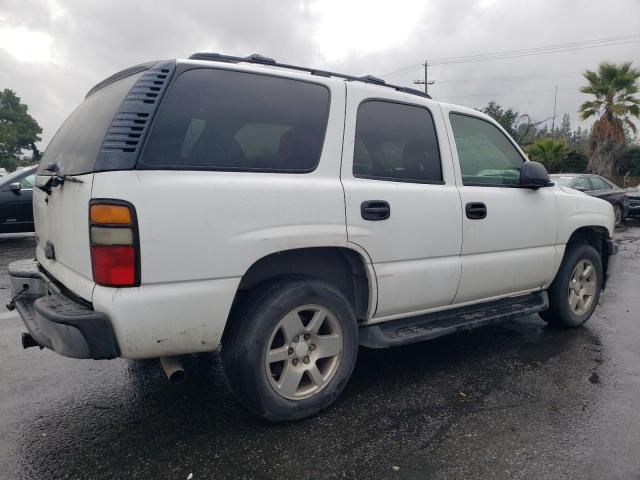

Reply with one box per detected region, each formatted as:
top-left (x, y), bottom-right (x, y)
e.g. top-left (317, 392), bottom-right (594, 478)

top-left (8, 259), bottom-right (119, 359)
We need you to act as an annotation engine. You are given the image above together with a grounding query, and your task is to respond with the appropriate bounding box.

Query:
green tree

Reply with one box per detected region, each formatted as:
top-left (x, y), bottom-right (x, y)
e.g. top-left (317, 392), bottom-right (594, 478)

top-left (0, 89), bottom-right (42, 170)
top-left (579, 62), bottom-right (640, 176)
top-left (479, 101), bottom-right (520, 137)
top-left (563, 149), bottom-right (589, 173)
top-left (558, 113), bottom-right (572, 143)
top-left (478, 101), bottom-right (551, 145)
top-left (616, 144), bottom-right (640, 175)
top-left (526, 138), bottom-right (569, 173)
top-left (570, 125), bottom-right (590, 151)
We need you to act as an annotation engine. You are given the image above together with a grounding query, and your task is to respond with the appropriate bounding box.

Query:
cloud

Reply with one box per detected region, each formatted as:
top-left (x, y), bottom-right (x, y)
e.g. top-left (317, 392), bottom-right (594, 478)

top-left (0, 25), bottom-right (54, 63)
top-left (0, 0), bottom-right (639, 146)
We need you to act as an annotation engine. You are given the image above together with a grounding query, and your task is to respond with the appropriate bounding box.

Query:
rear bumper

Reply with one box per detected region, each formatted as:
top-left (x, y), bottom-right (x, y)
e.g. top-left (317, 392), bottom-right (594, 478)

top-left (7, 259), bottom-right (119, 359)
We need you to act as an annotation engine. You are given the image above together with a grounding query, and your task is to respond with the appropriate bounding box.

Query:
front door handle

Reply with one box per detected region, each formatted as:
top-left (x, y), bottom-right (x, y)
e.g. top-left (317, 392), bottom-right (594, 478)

top-left (361, 200), bottom-right (390, 221)
top-left (465, 202), bottom-right (487, 220)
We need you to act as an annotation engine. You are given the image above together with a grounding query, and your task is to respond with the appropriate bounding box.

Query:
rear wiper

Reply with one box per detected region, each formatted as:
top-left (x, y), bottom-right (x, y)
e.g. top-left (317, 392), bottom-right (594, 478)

top-left (36, 171), bottom-right (84, 195)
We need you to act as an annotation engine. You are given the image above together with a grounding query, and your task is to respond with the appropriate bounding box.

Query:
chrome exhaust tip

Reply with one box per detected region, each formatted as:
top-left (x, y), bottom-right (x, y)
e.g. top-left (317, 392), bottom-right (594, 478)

top-left (160, 356), bottom-right (186, 384)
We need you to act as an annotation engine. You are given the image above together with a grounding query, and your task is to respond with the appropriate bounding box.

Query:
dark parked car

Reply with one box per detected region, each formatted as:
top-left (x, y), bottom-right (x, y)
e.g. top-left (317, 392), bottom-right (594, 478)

top-left (551, 173), bottom-right (629, 226)
top-left (627, 185), bottom-right (640, 218)
top-left (0, 166), bottom-right (37, 233)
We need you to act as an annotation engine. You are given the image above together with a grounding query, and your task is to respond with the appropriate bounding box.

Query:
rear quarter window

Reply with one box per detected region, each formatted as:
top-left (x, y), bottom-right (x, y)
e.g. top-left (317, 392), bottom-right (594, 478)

top-left (37, 72), bottom-right (142, 176)
top-left (140, 68), bottom-right (330, 172)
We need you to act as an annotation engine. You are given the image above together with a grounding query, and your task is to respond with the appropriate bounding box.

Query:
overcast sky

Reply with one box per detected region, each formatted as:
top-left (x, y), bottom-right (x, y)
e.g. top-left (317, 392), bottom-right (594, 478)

top-left (1, 0), bottom-right (639, 147)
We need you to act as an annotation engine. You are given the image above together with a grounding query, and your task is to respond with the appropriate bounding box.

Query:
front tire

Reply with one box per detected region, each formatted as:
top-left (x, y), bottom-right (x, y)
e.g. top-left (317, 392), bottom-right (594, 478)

top-left (540, 243), bottom-right (603, 328)
top-left (222, 277), bottom-right (358, 421)
top-left (613, 204), bottom-right (623, 226)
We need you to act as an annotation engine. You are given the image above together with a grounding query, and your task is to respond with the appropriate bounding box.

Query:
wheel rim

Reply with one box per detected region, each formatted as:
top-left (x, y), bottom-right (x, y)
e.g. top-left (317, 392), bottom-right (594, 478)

top-left (568, 259), bottom-right (597, 316)
top-left (614, 205), bottom-right (622, 225)
top-left (265, 304), bottom-right (343, 401)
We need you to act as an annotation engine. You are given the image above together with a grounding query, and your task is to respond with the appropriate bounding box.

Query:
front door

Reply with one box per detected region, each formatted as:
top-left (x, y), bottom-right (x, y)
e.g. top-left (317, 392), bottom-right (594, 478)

top-left (341, 84), bottom-right (463, 321)
top-left (443, 109), bottom-right (559, 304)
top-left (0, 169), bottom-right (35, 232)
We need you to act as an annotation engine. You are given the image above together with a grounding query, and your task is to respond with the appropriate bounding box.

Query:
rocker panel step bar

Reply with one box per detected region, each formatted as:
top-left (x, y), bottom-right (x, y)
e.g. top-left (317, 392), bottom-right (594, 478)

top-left (359, 291), bottom-right (548, 348)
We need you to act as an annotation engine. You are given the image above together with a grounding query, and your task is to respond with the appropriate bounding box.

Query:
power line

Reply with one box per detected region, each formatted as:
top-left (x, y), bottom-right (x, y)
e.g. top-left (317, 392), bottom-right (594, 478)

top-left (381, 33), bottom-right (640, 78)
top-left (429, 33), bottom-right (640, 65)
top-left (437, 85), bottom-right (580, 100)
top-left (381, 63), bottom-right (423, 78)
top-left (430, 39), bottom-right (640, 66)
top-left (435, 70), bottom-right (583, 84)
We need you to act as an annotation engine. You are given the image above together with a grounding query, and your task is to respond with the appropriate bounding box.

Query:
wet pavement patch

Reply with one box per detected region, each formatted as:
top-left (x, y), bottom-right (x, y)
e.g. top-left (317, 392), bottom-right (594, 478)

top-left (1, 224), bottom-right (640, 479)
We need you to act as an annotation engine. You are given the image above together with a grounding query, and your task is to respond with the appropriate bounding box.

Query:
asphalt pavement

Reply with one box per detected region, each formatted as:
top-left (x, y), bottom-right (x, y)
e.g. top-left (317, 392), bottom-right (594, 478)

top-left (1, 224), bottom-right (639, 480)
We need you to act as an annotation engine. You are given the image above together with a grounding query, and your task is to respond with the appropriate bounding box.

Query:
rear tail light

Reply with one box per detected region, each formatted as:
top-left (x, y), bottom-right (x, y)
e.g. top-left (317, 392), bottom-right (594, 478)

top-left (89, 201), bottom-right (139, 287)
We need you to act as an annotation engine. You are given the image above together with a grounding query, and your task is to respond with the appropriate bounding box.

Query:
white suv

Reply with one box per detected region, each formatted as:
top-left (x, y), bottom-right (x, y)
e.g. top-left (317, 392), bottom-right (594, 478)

top-left (8, 54), bottom-right (617, 421)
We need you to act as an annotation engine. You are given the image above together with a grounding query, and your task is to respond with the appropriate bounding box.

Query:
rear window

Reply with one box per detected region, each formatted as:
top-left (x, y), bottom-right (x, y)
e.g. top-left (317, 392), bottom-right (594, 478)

top-left (38, 73), bottom-right (142, 176)
top-left (551, 176), bottom-right (574, 187)
top-left (590, 176), bottom-right (612, 190)
top-left (140, 68), bottom-right (330, 172)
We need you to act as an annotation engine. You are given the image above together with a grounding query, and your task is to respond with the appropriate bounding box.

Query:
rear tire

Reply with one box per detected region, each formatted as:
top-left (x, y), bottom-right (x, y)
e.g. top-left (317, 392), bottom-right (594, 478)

top-left (222, 277), bottom-right (358, 421)
top-left (540, 243), bottom-right (602, 328)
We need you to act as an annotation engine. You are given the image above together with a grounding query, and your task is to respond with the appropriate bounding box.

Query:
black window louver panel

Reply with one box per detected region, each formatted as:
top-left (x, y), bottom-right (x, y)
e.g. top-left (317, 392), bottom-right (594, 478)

top-left (95, 60), bottom-right (175, 171)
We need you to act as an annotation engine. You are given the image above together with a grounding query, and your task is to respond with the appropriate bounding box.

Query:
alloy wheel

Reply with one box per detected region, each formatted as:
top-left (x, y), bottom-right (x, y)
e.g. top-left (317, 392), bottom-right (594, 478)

top-left (265, 304), bottom-right (343, 400)
top-left (567, 259), bottom-right (597, 316)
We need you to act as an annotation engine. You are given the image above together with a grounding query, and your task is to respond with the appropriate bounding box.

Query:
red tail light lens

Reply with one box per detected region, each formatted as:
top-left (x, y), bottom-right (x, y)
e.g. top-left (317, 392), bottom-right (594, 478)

top-left (89, 201), bottom-right (139, 287)
top-left (91, 245), bottom-right (136, 286)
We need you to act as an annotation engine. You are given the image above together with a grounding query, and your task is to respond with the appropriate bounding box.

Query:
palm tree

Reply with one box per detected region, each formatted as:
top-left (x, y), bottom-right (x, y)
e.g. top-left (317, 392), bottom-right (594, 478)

top-left (525, 138), bottom-right (568, 173)
top-left (579, 62), bottom-right (640, 176)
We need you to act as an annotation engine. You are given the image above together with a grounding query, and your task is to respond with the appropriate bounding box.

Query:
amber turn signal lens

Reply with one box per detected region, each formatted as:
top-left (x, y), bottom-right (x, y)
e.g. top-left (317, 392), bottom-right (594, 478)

top-left (90, 204), bottom-right (132, 225)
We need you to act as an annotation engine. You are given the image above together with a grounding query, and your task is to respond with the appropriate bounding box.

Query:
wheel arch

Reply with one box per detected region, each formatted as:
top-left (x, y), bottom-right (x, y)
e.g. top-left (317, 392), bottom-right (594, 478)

top-left (562, 225), bottom-right (612, 287)
top-left (226, 247), bottom-right (375, 333)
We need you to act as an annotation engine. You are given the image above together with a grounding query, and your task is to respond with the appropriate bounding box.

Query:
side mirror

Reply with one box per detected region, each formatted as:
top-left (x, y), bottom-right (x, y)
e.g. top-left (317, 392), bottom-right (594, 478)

top-left (9, 182), bottom-right (22, 194)
top-left (520, 161), bottom-right (551, 188)
top-left (574, 185), bottom-right (587, 192)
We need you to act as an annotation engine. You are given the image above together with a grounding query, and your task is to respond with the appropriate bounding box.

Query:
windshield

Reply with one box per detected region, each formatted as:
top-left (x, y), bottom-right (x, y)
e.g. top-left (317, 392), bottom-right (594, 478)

top-left (551, 175), bottom-right (574, 187)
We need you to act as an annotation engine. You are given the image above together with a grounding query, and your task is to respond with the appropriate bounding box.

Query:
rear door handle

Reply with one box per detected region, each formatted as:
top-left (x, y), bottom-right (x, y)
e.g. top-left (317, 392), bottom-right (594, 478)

top-left (361, 200), bottom-right (390, 221)
top-left (465, 202), bottom-right (487, 220)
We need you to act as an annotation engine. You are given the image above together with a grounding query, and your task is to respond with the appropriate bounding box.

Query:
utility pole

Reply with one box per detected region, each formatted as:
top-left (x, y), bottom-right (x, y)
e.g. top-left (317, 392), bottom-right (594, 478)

top-left (413, 60), bottom-right (435, 94)
top-left (551, 85), bottom-right (558, 139)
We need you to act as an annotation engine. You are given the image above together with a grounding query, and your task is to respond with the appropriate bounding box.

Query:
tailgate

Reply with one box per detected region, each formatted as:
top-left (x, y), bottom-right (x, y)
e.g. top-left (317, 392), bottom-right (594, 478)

top-left (31, 66), bottom-right (155, 301)
top-left (34, 174), bottom-right (95, 301)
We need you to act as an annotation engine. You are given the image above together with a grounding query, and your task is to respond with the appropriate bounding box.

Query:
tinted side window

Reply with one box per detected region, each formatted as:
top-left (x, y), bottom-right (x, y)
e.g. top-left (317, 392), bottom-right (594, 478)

top-left (20, 173), bottom-right (35, 188)
top-left (449, 113), bottom-right (524, 186)
top-left (353, 101), bottom-right (442, 183)
top-left (38, 72), bottom-right (142, 176)
top-left (573, 176), bottom-right (591, 190)
top-left (141, 69), bottom-right (330, 172)
top-left (590, 176), bottom-right (610, 190)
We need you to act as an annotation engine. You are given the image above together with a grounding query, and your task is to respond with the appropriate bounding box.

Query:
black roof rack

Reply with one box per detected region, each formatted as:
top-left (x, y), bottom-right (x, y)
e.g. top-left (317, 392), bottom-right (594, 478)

top-left (188, 52), bottom-right (432, 99)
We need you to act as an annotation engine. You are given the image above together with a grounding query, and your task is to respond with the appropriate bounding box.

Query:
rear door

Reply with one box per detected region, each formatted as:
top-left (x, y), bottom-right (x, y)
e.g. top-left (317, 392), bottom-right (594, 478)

top-left (33, 72), bottom-right (143, 301)
top-left (341, 84), bottom-right (463, 321)
top-left (586, 175), bottom-right (618, 200)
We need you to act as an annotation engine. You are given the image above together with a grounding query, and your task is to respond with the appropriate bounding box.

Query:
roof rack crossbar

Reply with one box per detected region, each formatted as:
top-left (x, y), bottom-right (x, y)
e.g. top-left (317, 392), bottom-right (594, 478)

top-left (188, 52), bottom-right (431, 99)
